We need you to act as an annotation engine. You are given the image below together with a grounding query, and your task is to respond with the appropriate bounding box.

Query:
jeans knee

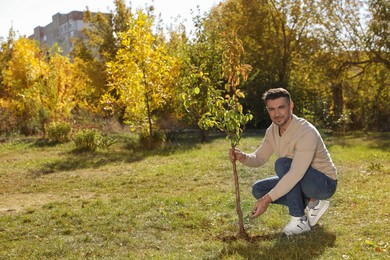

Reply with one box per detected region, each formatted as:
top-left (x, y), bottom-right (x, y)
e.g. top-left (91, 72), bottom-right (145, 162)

top-left (275, 157), bottom-right (292, 177)
top-left (251, 176), bottom-right (279, 199)
top-left (252, 182), bottom-right (266, 199)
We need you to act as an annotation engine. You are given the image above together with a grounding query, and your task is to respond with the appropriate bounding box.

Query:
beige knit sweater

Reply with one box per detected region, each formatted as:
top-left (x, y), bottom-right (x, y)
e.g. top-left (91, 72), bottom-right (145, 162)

top-left (242, 115), bottom-right (337, 201)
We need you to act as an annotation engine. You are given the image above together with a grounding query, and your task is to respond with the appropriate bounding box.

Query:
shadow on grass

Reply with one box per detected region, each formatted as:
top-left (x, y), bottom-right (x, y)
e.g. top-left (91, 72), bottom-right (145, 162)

top-left (325, 131), bottom-right (390, 152)
top-left (217, 226), bottom-right (336, 259)
top-left (31, 131), bottom-right (209, 175)
top-left (364, 132), bottom-right (390, 152)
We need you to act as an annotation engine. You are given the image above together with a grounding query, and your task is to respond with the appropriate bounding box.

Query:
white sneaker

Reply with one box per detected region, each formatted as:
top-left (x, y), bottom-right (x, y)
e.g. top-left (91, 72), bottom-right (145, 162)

top-left (307, 200), bottom-right (330, 226)
top-left (282, 216), bottom-right (311, 236)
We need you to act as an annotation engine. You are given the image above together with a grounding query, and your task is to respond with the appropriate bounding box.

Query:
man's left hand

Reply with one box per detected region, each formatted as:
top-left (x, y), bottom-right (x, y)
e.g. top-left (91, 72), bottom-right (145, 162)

top-left (251, 194), bottom-right (272, 218)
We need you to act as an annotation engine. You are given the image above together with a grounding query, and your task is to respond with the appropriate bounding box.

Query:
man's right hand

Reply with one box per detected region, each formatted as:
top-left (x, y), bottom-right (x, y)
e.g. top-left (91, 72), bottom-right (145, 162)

top-left (228, 148), bottom-right (246, 163)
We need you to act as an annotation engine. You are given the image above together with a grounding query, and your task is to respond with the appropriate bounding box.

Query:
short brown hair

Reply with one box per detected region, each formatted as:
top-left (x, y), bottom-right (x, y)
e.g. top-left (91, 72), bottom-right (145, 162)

top-left (262, 88), bottom-right (291, 104)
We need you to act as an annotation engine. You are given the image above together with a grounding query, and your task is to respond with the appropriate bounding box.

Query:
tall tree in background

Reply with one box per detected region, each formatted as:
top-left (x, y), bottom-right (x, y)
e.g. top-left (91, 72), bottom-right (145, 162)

top-left (72, 0), bottom-right (134, 114)
top-left (0, 28), bottom-right (16, 99)
top-left (365, 0), bottom-right (389, 68)
top-left (307, 0), bottom-right (389, 130)
top-left (2, 38), bottom-right (48, 134)
top-left (107, 10), bottom-right (179, 144)
top-left (207, 0), bottom-right (315, 127)
top-left (363, 0), bottom-right (390, 130)
top-left (45, 47), bottom-right (88, 124)
top-left (206, 0), bottom-right (389, 131)
top-left (265, 0), bottom-right (313, 85)
top-left (0, 29), bottom-right (18, 133)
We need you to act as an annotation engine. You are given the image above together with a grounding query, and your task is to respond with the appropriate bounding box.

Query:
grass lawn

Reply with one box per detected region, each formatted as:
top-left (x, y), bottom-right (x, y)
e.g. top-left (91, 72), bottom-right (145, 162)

top-left (0, 130), bottom-right (389, 259)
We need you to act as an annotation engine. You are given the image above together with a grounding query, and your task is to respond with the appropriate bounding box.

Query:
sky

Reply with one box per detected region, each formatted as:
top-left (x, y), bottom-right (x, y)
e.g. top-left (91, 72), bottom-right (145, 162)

top-left (0, 0), bottom-right (222, 39)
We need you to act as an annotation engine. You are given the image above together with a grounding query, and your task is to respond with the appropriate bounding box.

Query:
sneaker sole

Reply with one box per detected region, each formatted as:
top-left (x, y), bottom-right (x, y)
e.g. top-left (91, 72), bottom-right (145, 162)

top-left (281, 228), bottom-right (311, 237)
top-left (309, 201), bottom-right (330, 226)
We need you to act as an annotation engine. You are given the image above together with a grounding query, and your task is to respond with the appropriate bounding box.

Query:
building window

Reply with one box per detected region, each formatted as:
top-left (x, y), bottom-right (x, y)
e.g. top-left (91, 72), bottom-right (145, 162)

top-left (43, 35), bottom-right (47, 42)
top-left (70, 31), bottom-right (74, 37)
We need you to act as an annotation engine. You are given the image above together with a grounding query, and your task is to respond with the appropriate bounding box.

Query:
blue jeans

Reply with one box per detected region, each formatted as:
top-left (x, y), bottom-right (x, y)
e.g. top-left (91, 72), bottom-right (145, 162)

top-left (252, 157), bottom-right (337, 217)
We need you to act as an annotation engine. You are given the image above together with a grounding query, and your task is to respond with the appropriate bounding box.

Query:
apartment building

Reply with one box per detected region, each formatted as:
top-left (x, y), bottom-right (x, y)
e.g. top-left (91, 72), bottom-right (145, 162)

top-left (29, 11), bottom-right (89, 55)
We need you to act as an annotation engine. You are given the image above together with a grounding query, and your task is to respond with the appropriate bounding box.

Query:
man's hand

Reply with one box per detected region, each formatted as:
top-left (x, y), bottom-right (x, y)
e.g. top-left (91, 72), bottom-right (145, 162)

top-left (251, 194), bottom-right (272, 218)
top-left (228, 148), bottom-right (246, 163)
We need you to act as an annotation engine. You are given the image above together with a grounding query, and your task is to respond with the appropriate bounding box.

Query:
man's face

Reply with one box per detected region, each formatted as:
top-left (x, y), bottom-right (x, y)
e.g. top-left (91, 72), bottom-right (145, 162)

top-left (266, 97), bottom-right (293, 128)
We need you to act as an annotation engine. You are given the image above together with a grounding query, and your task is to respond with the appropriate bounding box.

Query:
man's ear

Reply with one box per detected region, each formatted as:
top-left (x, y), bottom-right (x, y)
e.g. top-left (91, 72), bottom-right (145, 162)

top-left (290, 100), bottom-right (294, 110)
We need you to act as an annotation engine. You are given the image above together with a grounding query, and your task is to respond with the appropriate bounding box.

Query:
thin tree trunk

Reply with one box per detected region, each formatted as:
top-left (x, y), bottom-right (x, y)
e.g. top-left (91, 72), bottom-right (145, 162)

top-left (143, 72), bottom-right (153, 147)
top-left (145, 91), bottom-right (153, 140)
top-left (231, 145), bottom-right (249, 239)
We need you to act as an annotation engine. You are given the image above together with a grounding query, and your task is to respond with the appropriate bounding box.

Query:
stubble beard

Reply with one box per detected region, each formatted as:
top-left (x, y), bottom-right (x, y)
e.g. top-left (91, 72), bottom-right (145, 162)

top-left (272, 113), bottom-right (292, 128)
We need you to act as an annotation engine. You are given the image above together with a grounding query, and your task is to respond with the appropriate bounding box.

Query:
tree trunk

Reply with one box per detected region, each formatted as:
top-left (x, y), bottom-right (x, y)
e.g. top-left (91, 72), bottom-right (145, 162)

top-left (331, 82), bottom-right (344, 131)
top-left (145, 91), bottom-right (153, 140)
top-left (332, 82), bottom-right (343, 119)
top-left (143, 72), bottom-right (153, 148)
top-left (231, 145), bottom-right (249, 239)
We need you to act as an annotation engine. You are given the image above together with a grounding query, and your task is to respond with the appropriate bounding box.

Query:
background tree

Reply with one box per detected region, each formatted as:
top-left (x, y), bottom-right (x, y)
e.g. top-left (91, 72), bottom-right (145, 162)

top-left (44, 47), bottom-right (88, 125)
top-left (307, 0), bottom-right (389, 131)
top-left (207, 0), bottom-right (316, 127)
top-left (107, 10), bottom-right (179, 145)
top-left (2, 38), bottom-right (85, 135)
top-left (0, 28), bottom-right (17, 134)
top-left (0, 28), bottom-right (16, 98)
top-left (207, 0), bottom-right (275, 127)
top-left (179, 9), bottom-right (224, 141)
top-left (364, 0), bottom-right (389, 68)
top-left (2, 38), bottom-right (48, 134)
top-left (71, 0), bottom-right (134, 114)
top-left (206, 0), bottom-right (389, 131)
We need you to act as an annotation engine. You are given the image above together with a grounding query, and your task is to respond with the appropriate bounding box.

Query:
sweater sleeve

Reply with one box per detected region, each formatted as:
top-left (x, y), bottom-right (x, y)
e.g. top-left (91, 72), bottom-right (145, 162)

top-left (242, 129), bottom-right (274, 167)
top-left (268, 129), bottom-right (319, 201)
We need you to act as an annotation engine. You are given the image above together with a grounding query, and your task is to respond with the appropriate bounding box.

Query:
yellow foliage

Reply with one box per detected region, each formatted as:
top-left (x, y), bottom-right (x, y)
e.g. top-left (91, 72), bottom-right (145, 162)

top-left (107, 10), bottom-right (180, 133)
top-left (2, 38), bottom-right (89, 130)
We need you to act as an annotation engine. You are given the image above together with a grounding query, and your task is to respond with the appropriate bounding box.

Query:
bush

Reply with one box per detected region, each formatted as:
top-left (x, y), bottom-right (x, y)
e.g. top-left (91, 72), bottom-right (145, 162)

top-left (96, 134), bottom-right (117, 149)
top-left (74, 129), bottom-right (117, 151)
top-left (139, 130), bottom-right (166, 149)
top-left (47, 122), bottom-right (72, 143)
top-left (74, 129), bottom-right (99, 151)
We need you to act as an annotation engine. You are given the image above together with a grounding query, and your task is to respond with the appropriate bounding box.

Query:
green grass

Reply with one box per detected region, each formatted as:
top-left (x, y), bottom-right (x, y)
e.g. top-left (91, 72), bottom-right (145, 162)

top-left (0, 131), bottom-right (389, 259)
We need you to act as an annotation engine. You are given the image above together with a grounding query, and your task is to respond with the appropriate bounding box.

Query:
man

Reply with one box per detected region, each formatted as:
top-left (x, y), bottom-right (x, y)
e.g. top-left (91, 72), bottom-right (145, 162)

top-left (229, 88), bottom-right (337, 236)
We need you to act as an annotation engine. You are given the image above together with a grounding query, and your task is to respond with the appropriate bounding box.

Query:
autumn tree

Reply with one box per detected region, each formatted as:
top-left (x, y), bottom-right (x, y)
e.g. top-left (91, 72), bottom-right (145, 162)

top-left (306, 0), bottom-right (389, 130)
top-left (204, 0), bottom-right (388, 131)
top-left (71, 0), bottom-right (135, 114)
top-left (0, 28), bottom-right (17, 133)
top-left (1, 38), bottom-right (48, 134)
top-left (0, 28), bottom-right (16, 98)
top-left (207, 0), bottom-right (316, 127)
top-left (107, 10), bottom-right (179, 146)
top-left (1, 37), bottom-right (86, 135)
top-left (360, 0), bottom-right (390, 130)
top-left (45, 47), bottom-right (88, 124)
top-left (366, 0), bottom-right (389, 68)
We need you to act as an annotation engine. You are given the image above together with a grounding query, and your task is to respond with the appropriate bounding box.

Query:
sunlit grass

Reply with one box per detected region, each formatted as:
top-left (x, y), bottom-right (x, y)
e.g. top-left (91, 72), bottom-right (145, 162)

top-left (0, 131), bottom-right (389, 259)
